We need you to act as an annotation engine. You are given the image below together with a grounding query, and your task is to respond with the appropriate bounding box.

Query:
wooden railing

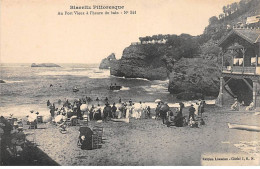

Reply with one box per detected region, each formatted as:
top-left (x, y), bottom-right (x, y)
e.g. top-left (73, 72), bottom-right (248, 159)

top-left (244, 67), bottom-right (255, 74)
top-left (232, 66), bottom-right (243, 72)
top-left (222, 66), bottom-right (256, 74)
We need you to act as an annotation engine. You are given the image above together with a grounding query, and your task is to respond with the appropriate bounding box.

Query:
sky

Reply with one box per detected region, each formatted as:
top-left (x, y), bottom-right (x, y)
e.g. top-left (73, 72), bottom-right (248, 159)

top-left (0, 0), bottom-right (240, 64)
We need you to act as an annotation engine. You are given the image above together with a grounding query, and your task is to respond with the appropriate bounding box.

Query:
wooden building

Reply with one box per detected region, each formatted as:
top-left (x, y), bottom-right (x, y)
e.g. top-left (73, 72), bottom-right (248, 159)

top-left (217, 27), bottom-right (260, 109)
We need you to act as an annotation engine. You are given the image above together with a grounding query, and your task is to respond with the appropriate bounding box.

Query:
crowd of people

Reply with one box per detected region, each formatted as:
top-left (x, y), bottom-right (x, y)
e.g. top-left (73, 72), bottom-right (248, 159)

top-left (0, 96), bottom-right (208, 163)
top-left (46, 96), bottom-right (206, 128)
top-left (47, 96), bottom-right (153, 123)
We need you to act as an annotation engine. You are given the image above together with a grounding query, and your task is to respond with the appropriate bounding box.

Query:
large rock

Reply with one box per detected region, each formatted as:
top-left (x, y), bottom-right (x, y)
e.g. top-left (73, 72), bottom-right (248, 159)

top-left (110, 44), bottom-right (169, 80)
top-left (99, 53), bottom-right (117, 69)
top-left (31, 63), bottom-right (61, 67)
top-left (0, 80), bottom-right (5, 83)
top-left (168, 58), bottom-right (221, 97)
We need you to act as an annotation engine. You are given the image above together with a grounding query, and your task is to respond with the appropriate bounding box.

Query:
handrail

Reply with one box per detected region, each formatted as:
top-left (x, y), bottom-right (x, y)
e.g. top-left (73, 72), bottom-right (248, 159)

top-left (222, 66), bottom-right (256, 74)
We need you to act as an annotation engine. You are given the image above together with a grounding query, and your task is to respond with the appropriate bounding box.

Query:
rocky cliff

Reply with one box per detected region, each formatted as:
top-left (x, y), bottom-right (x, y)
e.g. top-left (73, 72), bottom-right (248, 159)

top-left (108, 0), bottom-right (260, 98)
top-left (99, 53), bottom-right (117, 69)
top-left (110, 44), bottom-right (169, 80)
top-left (168, 58), bottom-right (221, 98)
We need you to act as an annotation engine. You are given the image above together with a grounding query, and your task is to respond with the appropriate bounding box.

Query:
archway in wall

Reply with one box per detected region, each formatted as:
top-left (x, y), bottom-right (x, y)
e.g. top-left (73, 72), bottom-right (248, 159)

top-left (224, 77), bottom-right (253, 106)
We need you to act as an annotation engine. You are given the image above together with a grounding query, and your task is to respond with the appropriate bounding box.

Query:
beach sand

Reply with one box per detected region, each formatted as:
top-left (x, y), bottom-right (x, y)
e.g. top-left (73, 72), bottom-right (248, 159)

top-left (16, 105), bottom-right (260, 166)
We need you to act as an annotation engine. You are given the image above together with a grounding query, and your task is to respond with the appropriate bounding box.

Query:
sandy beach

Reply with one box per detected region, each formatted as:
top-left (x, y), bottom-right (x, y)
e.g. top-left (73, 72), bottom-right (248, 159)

top-left (13, 105), bottom-right (260, 166)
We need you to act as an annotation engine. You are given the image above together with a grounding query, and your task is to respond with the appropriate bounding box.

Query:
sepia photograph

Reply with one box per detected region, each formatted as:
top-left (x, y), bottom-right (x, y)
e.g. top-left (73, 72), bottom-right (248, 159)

top-left (0, 0), bottom-right (260, 166)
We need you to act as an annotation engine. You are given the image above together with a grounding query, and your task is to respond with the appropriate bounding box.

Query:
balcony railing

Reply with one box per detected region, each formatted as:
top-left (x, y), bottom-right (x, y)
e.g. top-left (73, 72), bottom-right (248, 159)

top-left (222, 66), bottom-right (257, 75)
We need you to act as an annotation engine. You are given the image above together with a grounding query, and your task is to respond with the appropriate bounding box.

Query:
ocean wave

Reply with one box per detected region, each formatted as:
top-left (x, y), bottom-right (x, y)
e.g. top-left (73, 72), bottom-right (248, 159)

top-left (150, 84), bottom-right (168, 91)
top-left (36, 68), bottom-right (110, 79)
top-left (121, 86), bottom-right (130, 91)
top-left (111, 75), bottom-right (150, 81)
top-left (0, 65), bottom-right (30, 68)
top-left (87, 70), bottom-right (110, 79)
top-left (1, 80), bottom-right (24, 84)
top-left (142, 84), bottom-right (168, 93)
top-left (72, 68), bottom-right (87, 70)
top-left (152, 79), bottom-right (169, 83)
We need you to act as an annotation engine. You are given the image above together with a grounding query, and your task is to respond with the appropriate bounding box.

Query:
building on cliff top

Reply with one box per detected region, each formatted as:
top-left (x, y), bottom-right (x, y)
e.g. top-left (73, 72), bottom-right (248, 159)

top-left (216, 27), bottom-right (260, 109)
top-left (246, 15), bottom-right (260, 25)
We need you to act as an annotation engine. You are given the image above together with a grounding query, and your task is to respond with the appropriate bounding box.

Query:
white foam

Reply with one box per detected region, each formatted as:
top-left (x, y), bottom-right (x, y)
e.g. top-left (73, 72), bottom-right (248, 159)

top-left (111, 75), bottom-right (150, 81)
top-left (0, 65), bottom-right (29, 68)
top-left (121, 86), bottom-right (130, 91)
top-left (2, 80), bottom-right (24, 84)
top-left (88, 69), bottom-right (110, 79)
top-left (36, 68), bottom-right (111, 79)
top-left (141, 84), bottom-right (169, 93)
top-left (72, 68), bottom-right (87, 70)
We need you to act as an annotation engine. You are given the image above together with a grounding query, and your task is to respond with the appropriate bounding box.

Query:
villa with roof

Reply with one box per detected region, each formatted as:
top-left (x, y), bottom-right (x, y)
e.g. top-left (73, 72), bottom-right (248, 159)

top-left (217, 27), bottom-right (260, 109)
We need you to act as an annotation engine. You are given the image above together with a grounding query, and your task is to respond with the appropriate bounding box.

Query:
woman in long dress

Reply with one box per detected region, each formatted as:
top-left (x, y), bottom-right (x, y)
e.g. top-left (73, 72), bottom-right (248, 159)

top-left (194, 103), bottom-right (199, 116)
top-left (135, 102), bottom-right (142, 119)
top-left (125, 104), bottom-right (130, 118)
top-left (131, 104), bottom-right (137, 119)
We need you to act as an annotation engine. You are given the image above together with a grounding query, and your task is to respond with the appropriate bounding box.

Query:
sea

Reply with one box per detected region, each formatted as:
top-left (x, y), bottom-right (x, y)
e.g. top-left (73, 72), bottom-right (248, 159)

top-left (0, 63), bottom-right (179, 118)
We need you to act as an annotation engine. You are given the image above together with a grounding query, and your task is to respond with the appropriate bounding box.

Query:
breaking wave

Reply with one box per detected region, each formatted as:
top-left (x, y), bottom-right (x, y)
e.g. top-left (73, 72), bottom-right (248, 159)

top-left (121, 86), bottom-right (130, 91)
top-left (36, 68), bottom-right (110, 79)
top-left (1, 80), bottom-right (24, 84)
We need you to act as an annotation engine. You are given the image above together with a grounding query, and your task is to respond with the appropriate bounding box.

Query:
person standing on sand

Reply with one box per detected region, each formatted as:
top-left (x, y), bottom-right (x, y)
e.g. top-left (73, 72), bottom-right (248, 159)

top-left (155, 103), bottom-right (161, 119)
top-left (174, 107), bottom-right (183, 127)
top-left (89, 105), bottom-right (95, 120)
top-left (103, 103), bottom-right (111, 122)
top-left (112, 103), bottom-right (117, 118)
top-left (189, 104), bottom-right (195, 121)
top-left (160, 102), bottom-right (169, 124)
top-left (179, 102), bottom-right (184, 113)
top-left (129, 99), bottom-right (132, 105)
top-left (194, 102), bottom-right (199, 116)
top-left (147, 106), bottom-right (151, 118)
top-left (50, 104), bottom-right (55, 118)
top-left (96, 97), bottom-right (100, 105)
top-left (47, 100), bottom-right (50, 107)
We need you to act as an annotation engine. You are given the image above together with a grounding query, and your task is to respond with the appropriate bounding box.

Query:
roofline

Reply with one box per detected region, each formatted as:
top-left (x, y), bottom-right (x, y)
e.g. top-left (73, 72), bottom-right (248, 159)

top-left (218, 29), bottom-right (235, 47)
top-left (218, 28), bottom-right (258, 47)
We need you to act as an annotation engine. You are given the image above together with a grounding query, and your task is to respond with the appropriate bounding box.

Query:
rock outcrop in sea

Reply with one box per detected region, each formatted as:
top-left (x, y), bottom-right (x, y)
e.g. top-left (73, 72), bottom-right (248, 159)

top-left (99, 53), bottom-right (117, 69)
top-left (110, 44), bottom-right (169, 80)
top-left (31, 63), bottom-right (61, 67)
